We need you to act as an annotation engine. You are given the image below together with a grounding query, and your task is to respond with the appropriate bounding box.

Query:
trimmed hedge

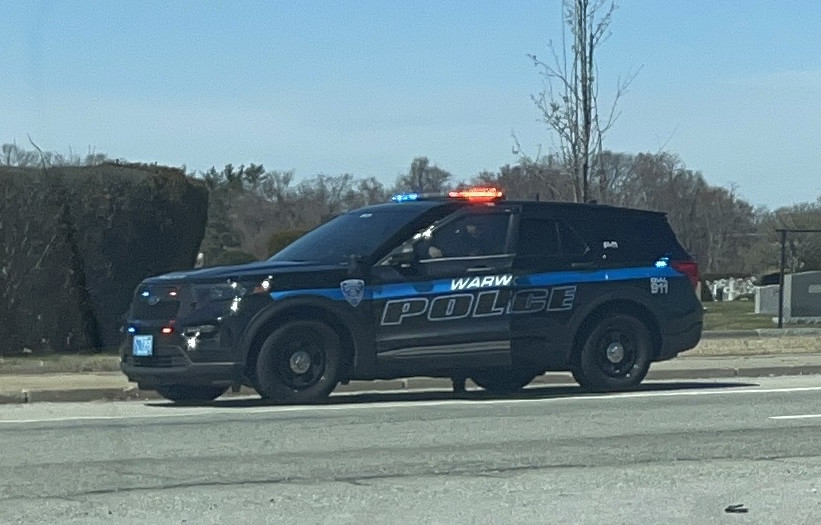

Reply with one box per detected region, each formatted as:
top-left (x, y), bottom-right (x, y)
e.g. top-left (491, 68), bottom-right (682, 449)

top-left (0, 163), bottom-right (208, 353)
top-left (210, 249), bottom-right (258, 266)
top-left (268, 229), bottom-right (307, 257)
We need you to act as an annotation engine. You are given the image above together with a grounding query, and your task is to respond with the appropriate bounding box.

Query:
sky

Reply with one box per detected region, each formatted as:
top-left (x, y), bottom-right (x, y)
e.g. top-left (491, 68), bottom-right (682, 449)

top-left (2, 0), bottom-right (820, 210)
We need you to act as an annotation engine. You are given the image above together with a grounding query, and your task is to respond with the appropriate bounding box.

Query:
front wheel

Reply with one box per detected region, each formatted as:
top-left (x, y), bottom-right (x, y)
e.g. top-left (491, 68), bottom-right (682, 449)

top-left (254, 320), bottom-right (341, 404)
top-left (471, 369), bottom-right (537, 395)
top-left (576, 314), bottom-right (653, 392)
top-left (154, 385), bottom-right (227, 403)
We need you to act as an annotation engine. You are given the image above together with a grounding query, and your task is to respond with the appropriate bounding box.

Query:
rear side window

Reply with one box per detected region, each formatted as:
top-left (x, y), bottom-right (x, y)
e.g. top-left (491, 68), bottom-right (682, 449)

top-left (517, 218), bottom-right (588, 257)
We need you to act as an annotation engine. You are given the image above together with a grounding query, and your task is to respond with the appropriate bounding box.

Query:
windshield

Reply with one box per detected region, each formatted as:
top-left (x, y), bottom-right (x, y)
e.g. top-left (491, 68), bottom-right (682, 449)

top-left (270, 208), bottom-right (422, 264)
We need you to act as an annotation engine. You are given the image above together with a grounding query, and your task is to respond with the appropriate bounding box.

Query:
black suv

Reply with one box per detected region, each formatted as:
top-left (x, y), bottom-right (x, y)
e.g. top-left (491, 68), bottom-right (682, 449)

top-left (121, 189), bottom-right (703, 403)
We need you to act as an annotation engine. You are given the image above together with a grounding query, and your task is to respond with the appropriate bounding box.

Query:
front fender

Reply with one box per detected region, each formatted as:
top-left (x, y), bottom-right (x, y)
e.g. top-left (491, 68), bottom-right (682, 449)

top-left (238, 295), bottom-right (374, 375)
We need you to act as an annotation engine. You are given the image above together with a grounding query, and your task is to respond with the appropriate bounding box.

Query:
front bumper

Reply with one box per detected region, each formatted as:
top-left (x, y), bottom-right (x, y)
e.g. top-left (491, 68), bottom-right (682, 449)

top-left (122, 279), bottom-right (265, 389)
top-left (120, 333), bottom-right (243, 389)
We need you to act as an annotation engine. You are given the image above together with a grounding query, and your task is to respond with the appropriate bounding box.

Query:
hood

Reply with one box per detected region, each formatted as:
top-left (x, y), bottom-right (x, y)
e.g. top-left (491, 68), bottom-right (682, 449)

top-left (142, 259), bottom-right (344, 284)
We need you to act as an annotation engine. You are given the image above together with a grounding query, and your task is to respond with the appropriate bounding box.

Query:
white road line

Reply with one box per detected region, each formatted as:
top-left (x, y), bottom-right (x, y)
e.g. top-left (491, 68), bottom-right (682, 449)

top-left (563, 385), bottom-right (821, 400)
top-left (769, 414), bottom-right (821, 420)
top-left (2, 385), bottom-right (821, 426)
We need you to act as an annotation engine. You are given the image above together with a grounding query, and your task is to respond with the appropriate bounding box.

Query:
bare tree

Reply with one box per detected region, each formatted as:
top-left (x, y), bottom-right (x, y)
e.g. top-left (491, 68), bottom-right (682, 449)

top-left (471, 160), bottom-right (574, 202)
top-left (528, 0), bottom-right (639, 203)
top-left (393, 157), bottom-right (453, 194)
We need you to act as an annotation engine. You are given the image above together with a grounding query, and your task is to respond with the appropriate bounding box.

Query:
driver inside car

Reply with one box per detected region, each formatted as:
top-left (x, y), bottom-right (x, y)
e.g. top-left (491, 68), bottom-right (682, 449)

top-left (426, 221), bottom-right (486, 259)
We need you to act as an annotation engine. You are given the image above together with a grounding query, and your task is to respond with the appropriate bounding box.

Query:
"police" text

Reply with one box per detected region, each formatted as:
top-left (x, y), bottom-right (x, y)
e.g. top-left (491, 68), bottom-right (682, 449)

top-left (380, 286), bottom-right (577, 325)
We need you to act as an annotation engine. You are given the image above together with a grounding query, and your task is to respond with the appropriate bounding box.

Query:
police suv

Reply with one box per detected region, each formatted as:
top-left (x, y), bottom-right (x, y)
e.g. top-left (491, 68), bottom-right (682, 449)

top-left (121, 187), bottom-right (703, 403)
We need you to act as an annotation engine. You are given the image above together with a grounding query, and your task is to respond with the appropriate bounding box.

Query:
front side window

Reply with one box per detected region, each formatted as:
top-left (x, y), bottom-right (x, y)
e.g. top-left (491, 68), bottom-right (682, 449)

top-left (425, 212), bottom-right (511, 259)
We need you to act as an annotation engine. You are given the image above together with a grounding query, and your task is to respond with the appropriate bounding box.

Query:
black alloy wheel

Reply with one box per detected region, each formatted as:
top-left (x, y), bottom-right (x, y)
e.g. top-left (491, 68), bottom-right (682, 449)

top-left (576, 314), bottom-right (652, 392)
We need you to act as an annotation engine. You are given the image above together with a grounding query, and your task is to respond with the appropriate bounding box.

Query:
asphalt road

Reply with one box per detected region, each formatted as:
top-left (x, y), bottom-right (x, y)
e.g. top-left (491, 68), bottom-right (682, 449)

top-left (1, 376), bottom-right (820, 524)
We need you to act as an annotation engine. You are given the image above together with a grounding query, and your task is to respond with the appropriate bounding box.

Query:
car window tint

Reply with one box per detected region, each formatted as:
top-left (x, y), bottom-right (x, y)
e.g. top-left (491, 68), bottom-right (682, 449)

top-left (517, 218), bottom-right (588, 257)
top-left (518, 218), bottom-right (560, 256)
top-left (557, 221), bottom-right (588, 255)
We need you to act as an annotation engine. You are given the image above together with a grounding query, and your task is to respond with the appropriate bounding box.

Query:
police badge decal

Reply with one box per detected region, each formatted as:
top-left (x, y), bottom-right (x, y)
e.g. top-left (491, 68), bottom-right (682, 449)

top-left (340, 279), bottom-right (365, 307)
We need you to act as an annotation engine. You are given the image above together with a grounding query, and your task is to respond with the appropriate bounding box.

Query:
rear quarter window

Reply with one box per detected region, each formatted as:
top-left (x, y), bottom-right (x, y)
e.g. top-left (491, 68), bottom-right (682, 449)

top-left (573, 209), bottom-right (689, 263)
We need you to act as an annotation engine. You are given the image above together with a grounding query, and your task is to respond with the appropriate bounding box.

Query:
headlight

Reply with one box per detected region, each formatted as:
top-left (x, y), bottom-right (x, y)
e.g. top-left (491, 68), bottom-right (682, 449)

top-left (209, 282), bottom-right (247, 300)
top-left (194, 277), bottom-right (273, 304)
top-left (193, 282), bottom-right (247, 303)
top-left (251, 277), bottom-right (273, 294)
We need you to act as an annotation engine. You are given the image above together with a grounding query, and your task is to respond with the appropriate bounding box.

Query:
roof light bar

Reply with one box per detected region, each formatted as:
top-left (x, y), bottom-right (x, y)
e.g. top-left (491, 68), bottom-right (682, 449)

top-left (390, 186), bottom-right (505, 203)
top-left (448, 187), bottom-right (504, 202)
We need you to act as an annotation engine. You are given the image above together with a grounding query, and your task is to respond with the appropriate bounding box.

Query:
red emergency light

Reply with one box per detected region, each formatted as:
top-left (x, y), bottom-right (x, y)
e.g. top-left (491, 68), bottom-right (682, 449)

top-left (447, 187), bottom-right (505, 202)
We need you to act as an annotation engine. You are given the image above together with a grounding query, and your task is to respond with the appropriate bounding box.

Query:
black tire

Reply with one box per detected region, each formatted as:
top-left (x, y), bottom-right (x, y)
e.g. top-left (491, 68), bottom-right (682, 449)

top-left (471, 369), bottom-right (537, 395)
top-left (155, 385), bottom-right (227, 403)
top-left (570, 367), bottom-right (586, 387)
top-left (254, 320), bottom-right (341, 404)
top-left (576, 313), bottom-right (652, 392)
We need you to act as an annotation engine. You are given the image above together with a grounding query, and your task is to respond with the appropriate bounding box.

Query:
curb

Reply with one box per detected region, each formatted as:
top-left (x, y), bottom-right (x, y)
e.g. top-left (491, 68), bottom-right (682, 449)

top-left (0, 387), bottom-right (162, 405)
top-left (701, 328), bottom-right (821, 339)
top-left (644, 365), bottom-right (821, 381)
top-left (2, 365), bottom-right (821, 404)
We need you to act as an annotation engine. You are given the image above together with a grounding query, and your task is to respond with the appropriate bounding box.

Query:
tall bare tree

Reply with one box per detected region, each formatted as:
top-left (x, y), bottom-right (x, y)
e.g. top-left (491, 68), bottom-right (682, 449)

top-left (529, 0), bottom-right (638, 203)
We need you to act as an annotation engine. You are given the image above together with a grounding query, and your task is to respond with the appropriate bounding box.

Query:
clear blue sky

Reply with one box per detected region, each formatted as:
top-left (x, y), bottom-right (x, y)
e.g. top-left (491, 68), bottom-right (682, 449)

top-left (2, 0), bottom-right (820, 209)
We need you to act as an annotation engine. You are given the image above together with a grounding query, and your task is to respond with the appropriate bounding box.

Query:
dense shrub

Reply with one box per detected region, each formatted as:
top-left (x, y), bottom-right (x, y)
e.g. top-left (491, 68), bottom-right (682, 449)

top-left (209, 250), bottom-right (258, 266)
top-left (0, 163), bottom-right (208, 353)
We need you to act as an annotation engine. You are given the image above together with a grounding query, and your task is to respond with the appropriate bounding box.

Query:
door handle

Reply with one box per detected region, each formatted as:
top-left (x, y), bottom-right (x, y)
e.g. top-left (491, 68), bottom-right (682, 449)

top-left (466, 266), bottom-right (493, 273)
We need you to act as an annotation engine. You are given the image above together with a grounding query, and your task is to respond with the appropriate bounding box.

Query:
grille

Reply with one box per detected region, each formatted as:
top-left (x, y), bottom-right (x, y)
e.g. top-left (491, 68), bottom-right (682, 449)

top-left (132, 300), bottom-right (180, 320)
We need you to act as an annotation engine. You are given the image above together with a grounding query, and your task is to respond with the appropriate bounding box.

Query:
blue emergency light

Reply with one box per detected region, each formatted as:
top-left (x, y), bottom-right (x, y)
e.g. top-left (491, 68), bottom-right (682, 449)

top-left (391, 193), bottom-right (420, 202)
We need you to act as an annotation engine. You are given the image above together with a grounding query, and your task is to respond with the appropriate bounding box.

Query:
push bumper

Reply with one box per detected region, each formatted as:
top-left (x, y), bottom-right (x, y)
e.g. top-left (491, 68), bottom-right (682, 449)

top-left (121, 355), bottom-right (244, 390)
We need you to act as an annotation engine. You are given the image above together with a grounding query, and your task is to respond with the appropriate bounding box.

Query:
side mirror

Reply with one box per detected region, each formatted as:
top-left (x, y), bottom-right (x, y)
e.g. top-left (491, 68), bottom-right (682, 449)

top-left (347, 254), bottom-right (365, 277)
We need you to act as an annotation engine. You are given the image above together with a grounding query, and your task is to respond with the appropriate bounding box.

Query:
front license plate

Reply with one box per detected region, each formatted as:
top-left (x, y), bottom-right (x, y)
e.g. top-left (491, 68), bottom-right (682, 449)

top-left (132, 335), bottom-right (154, 357)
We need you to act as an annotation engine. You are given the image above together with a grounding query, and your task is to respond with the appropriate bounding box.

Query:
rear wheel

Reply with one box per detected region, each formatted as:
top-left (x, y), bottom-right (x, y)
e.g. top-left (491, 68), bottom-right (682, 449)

top-left (254, 320), bottom-right (341, 404)
top-left (154, 385), bottom-right (227, 403)
top-left (471, 369), bottom-right (537, 395)
top-left (576, 314), bottom-right (652, 392)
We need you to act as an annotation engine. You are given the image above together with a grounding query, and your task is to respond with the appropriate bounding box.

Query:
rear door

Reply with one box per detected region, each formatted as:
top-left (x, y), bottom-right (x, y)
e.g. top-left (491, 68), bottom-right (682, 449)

top-left (509, 208), bottom-right (594, 368)
top-left (370, 204), bottom-right (519, 369)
